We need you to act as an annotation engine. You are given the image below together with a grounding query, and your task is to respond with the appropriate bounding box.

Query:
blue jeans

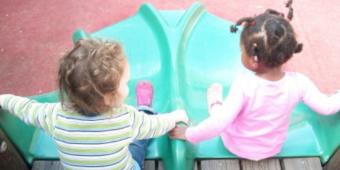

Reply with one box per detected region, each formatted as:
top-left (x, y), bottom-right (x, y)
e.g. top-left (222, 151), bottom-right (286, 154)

top-left (129, 106), bottom-right (156, 170)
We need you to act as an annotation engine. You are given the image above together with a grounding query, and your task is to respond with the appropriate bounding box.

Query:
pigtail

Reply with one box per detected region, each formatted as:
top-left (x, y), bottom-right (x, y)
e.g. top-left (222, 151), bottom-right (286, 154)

top-left (230, 17), bottom-right (255, 33)
top-left (264, 1), bottom-right (294, 21)
top-left (294, 43), bottom-right (303, 53)
top-left (285, 0), bottom-right (294, 20)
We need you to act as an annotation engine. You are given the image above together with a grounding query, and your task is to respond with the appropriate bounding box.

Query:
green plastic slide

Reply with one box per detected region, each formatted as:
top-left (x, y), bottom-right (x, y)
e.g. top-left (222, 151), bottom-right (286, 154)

top-left (0, 2), bottom-right (339, 170)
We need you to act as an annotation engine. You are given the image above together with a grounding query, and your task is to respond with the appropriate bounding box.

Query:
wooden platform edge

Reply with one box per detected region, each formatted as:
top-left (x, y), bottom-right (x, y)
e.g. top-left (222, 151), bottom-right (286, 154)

top-left (198, 157), bottom-right (323, 170)
top-left (30, 157), bottom-right (333, 170)
top-left (323, 147), bottom-right (340, 170)
top-left (0, 129), bottom-right (29, 170)
top-left (31, 160), bottom-right (161, 170)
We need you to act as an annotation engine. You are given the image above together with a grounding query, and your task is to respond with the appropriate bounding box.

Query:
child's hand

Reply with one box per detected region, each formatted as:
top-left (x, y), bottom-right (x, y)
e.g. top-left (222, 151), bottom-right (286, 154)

top-left (169, 125), bottom-right (188, 140)
top-left (207, 83), bottom-right (223, 113)
top-left (172, 109), bottom-right (189, 124)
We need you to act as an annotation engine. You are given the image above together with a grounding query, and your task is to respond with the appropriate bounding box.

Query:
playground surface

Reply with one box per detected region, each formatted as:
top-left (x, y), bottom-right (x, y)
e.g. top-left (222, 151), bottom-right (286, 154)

top-left (0, 1), bottom-right (339, 170)
top-left (0, 0), bottom-right (339, 95)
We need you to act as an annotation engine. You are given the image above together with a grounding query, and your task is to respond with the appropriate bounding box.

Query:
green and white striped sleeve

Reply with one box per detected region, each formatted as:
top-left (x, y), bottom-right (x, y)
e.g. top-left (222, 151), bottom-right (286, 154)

top-left (0, 94), bottom-right (60, 135)
top-left (125, 105), bottom-right (177, 140)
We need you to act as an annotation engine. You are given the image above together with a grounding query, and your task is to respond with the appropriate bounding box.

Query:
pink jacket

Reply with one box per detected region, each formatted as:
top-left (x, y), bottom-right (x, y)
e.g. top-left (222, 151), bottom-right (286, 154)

top-left (186, 72), bottom-right (340, 160)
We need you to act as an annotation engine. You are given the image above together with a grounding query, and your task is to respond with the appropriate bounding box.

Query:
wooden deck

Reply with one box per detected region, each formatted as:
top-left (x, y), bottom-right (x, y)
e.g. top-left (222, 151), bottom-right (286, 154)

top-left (31, 158), bottom-right (324, 170)
top-left (0, 128), bottom-right (338, 170)
top-left (29, 147), bottom-right (340, 170)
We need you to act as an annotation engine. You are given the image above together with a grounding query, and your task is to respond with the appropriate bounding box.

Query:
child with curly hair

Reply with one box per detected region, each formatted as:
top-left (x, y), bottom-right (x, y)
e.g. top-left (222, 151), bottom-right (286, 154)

top-left (0, 39), bottom-right (188, 169)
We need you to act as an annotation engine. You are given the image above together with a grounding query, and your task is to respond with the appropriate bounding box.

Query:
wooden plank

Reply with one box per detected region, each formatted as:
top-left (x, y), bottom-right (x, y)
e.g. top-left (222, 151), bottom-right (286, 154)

top-left (323, 148), bottom-right (340, 170)
top-left (32, 160), bottom-right (63, 170)
top-left (241, 159), bottom-right (281, 170)
top-left (0, 129), bottom-right (29, 170)
top-left (31, 160), bottom-right (157, 170)
top-left (200, 159), bottom-right (240, 170)
top-left (144, 160), bottom-right (156, 170)
top-left (194, 161), bottom-right (199, 170)
top-left (282, 157), bottom-right (322, 170)
top-left (158, 160), bottom-right (198, 170)
top-left (158, 161), bottom-right (164, 170)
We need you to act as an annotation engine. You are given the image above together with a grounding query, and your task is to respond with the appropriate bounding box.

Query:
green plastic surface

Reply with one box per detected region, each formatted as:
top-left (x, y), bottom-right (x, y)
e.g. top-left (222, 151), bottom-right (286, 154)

top-left (0, 2), bottom-right (339, 169)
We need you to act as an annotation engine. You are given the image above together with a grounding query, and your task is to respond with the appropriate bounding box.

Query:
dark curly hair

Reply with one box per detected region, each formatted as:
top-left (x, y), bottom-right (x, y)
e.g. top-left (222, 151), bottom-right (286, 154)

top-left (230, 0), bottom-right (303, 68)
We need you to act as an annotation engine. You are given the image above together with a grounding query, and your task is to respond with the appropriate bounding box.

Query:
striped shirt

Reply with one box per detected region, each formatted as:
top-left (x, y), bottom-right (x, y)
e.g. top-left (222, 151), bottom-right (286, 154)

top-left (0, 95), bottom-right (177, 170)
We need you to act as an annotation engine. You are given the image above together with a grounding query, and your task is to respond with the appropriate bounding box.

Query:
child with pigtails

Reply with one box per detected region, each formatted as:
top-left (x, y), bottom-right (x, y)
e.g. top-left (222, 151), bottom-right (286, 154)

top-left (170, 0), bottom-right (340, 161)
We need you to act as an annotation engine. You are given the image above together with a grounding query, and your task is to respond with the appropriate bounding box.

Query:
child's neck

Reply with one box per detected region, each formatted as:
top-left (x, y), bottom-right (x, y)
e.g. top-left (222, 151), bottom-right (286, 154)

top-left (255, 66), bottom-right (285, 81)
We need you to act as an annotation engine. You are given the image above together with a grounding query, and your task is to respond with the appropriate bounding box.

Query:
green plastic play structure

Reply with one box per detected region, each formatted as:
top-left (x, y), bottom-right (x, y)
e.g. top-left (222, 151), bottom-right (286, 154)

top-left (0, 2), bottom-right (339, 170)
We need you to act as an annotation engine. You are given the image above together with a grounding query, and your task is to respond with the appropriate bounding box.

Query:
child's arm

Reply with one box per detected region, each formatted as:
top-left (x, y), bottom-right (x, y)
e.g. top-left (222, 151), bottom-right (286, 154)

top-left (129, 106), bottom-right (188, 140)
top-left (299, 74), bottom-right (340, 115)
top-left (0, 94), bottom-right (59, 135)
top-left (207, 83), bottom-right (223, 116)
top-left (184, 79), bottom-right (245, 143)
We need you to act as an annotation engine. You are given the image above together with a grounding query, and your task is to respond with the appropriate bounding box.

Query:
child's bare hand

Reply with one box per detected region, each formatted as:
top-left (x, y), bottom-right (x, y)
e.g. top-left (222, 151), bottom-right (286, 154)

top-left (169, 125), bottom-right (188, 140)
top-left (207, 83), bottom-right (223, 113)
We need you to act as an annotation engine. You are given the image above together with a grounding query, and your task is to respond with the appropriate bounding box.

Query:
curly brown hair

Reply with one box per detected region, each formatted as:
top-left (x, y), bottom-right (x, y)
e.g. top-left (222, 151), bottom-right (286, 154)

top-left (58, 39), bottom-right (127, 116)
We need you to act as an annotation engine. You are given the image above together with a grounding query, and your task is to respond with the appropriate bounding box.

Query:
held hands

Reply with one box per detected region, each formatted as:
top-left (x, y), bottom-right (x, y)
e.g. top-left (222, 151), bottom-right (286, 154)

top-left (169, 125), bottom-right (188, 140)
top-left (207, 83), bottom-right (223, 114)
top-left (168, 109), bottom-right (189, 140)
